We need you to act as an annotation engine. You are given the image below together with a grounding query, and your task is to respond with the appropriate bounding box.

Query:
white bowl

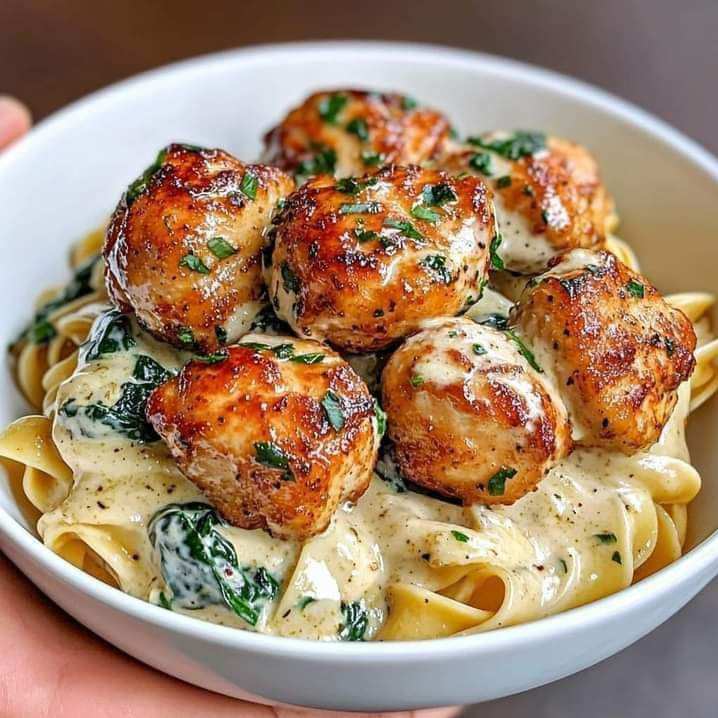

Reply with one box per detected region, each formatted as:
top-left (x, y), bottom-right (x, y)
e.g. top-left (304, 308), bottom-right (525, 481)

top-left (1, 42), bottom-right (717, 712)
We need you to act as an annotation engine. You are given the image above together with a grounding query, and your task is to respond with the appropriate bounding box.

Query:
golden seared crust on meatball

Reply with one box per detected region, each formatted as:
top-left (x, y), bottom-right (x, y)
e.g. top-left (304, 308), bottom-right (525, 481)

top-left (513, 249), bottom-right (696, 453)
top-left (146, 335), bottom-right (379, 540)
top-left (381, 317), bottom-right (572, 505)
top-left (267, 165), bottom-right (495, 352)
top-left (440, 131), bottom-right (615, 273)
top-left (263, 89), bottom-right (450, 180)
top-left (104, 144), bottom-right (295, 353)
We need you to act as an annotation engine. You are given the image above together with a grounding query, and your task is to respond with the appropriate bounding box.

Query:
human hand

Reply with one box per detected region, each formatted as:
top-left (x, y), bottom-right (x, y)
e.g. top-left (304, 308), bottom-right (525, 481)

top-left (0, 98), bottom-right (461, 718)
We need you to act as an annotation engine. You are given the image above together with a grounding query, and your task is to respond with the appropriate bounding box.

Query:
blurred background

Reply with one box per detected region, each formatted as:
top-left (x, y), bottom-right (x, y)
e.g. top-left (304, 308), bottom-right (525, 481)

top-left (1, 1), bottom-right (717, 716)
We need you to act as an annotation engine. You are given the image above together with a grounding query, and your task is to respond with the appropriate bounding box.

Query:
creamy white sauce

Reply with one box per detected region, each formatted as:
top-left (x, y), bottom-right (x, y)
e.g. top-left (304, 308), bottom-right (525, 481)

top-left (40, 304), bottom-right (697, 640)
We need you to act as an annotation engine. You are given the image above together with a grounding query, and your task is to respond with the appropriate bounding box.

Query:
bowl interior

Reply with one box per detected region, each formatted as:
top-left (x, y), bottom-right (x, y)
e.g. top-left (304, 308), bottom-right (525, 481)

top-left (0, 42), bottom-right (717, 555)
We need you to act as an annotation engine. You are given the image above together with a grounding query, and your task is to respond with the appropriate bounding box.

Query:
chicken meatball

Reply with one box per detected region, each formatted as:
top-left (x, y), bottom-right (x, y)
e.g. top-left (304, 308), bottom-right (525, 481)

top-left (440, 131), bottom-right (615, 273)
top-left (513, 249), bottom-right (696, 453)
top-left (381, 317), bottom-right (572, 505)
top-left (104, 143), bottom-right (295, 353)
top-left (146, 335), bottom-right (380, 539)
top-left (263, 89), bottom-right (450, 180)
top-left (266, 165), bottom-right (495, 352)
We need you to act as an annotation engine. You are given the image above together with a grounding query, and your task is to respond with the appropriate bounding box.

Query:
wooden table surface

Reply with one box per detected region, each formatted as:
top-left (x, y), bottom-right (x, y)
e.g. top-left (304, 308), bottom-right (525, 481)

top-left (1, 1), bottom-right (717, 715)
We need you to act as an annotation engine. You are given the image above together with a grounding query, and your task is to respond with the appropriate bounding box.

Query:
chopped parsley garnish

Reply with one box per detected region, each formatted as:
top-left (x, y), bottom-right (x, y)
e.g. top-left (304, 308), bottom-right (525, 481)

top-left (254, 441), bottom-right (293, 480)
top-left (346, 117), bottom-right (369, 141)
top-left (467, 131), bottom-right (546, 160)
top-left (422, 183), bottom-right (457, 207)
top-left (496, 175), bottom-right (512, 189)
top-left (373, 399), bottom-right (387, 437)
top-left (411, 205), bottom-right (440, 223)
top-left (626, 279), bottom-right (645, 298)
top-left (384, 218), bottom-right (424, 242)
top-left (295, 148), bottom-right (337, 180)
top-left (355, 227), bottom-right (379, 243)
top-left (558, 558), bottom-right (568, 573)
top-left (595, 532), bottom-right (618, 544)
top-left (149, 502), bottom-right (278, 625)
top-left (126, 147), bottom-right (167, 204)
top-left (318, 93), bottom-right (348, 124)
top-left (489, 234), bottom-right (505, 270)
top-left (339, 201), bottom-right (382, 215)
top-left (451, 530), bottom-right (470, 543)
top-left (421, 254), bottom-right (453, 284)
top-left (271, 343), bottom-right (295, 359)
top-left (336, 176), bottom-right (378, 195)
top-left (410, 374), bottom-right (425, 388)
top-left (194, 350), bottom-right (229, 364)
top-left (505, 329), bottom-right (543, 373)
top-left (240, 171), bottom-right (258, 200)
top-left (469, 152), bottom-right (493, 176)
top-left (240, 341), bottom-right (272, 351)
top-left (249, 305), bottom-right (290, 334)
top-left (281, 261), bottom-right (300, 293)
top-left (401, 95), bottom-right (418, 110)
top-left (208, 236), bottom-right (237, 259)
top-left (177, 327), bottom-right (195, 347)
top-left (361, 151), bottom-right (385, 166)
top-left (612, 551), bottom-right (622, 565)
top-left (179, 253), bottom-right (210, 274)
top-left (215, 325), bottom-right (228, 344)
top-left (290, 352), bottom-right (325, 365)
top-left (321, 390), bottom-right (346, 431)
top-left (487, 466), bottom-right (517, 496)
top-left (83, 309), bottom-right (136, 361)
top-left (472, 343), bottom-right (487, 356)
top-left (339, 601), bottom-right (369, 641)
top-left (298, 596), bottom-right (316, 610)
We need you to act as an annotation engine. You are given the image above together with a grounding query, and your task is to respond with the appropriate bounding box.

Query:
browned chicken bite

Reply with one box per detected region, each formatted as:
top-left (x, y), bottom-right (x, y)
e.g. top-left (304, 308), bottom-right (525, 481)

top-left (381, 317), bottom-right (572, 505)
top-left (513, 249), bottom-right (696, 453)
top-left (266, 165), bottom-right (495, 352)
top-left (104, 143), bottom-right (294, 353)
top-left (440, 132), bottom-right (615, 273)
top-left (263, 89), bottom-right (450, 180)
top-left (146, 335), bottom-right (380, 539)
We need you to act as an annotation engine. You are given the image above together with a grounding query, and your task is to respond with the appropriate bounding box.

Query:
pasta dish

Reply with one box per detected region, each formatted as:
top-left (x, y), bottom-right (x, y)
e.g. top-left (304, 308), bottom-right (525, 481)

top-left (1, 89), bottom-right (716, 641)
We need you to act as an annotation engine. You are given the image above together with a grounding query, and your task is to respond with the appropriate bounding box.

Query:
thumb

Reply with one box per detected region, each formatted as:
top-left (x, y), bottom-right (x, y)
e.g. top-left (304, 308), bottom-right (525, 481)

top-left (0, 96), bottom-right (32, 149)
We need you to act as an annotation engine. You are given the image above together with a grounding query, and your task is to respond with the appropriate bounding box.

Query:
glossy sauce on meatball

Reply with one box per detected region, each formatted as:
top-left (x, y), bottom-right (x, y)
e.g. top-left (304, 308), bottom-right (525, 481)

top-left (263, 89), bottom-right (450, 180)
top-left (440, 131), bottom-right (615, 273)
top-left (381, 317), bottom-right (572, 505)
top-left (266, 165), bottom-right (495, 352)
top-left (513, 249), bottom-right (696, 452)
top-left (105, 144), bottom-right (295, 353)
top-left (146, 335), bottom-right (380, 539)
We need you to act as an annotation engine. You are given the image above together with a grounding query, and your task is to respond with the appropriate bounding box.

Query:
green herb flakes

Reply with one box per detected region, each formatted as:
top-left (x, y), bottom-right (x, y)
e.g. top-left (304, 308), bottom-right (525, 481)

top-left (321, 390), bottom-right (346, 431)
top-left (208, 237), bottom-right (236, 259)
top-left (339, 202), bottom-right (382, 215)
top-left (346, 117), bottom-right (369, 141)
top-left (487, 466), bottom-right (517, 496)
top-left (505, 329), bottom-right (543, 373)
top-left (489, 234), bottom-right (505, 270)
top-left (421, 254), bottom-right (453, 284)
top-left (469, 152), bottom-right (493, 176)
top-left (451, 530), bottom-right (470, 543)
top-left (179, 253), bottom-right (210, 274)
top-left (318, 93), bottom-right (348, 124)
top-left (626, 279), bottom-right (645, 298)
top-left (254, 441), bottom-right (293, 480)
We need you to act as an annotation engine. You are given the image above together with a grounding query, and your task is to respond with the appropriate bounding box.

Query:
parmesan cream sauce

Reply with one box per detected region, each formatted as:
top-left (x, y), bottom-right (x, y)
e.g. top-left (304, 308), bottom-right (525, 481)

top-left (41, 305), bottom-right (696, 640)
